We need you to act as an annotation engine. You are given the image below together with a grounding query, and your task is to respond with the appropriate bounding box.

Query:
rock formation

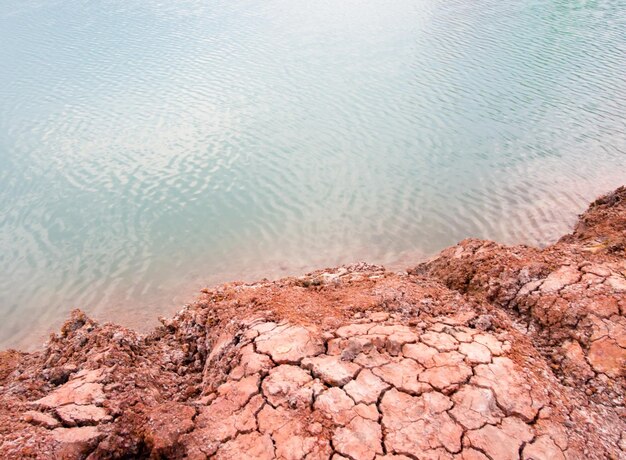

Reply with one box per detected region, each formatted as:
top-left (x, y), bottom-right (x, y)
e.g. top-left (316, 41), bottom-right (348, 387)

top-left (0, 186), bottom-right (624, 459)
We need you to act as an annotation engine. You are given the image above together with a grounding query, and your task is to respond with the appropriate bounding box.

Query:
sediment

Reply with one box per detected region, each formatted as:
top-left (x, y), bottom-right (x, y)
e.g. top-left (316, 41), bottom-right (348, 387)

top-left (0, 187), bottom-right (624, 459)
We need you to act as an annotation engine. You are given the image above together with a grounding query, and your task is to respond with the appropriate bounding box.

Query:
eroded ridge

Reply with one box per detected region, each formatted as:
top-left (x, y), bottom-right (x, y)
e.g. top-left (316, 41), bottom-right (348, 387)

top-left (413, 186), bottom-right (626, 406)
top-left (2, 306), bottom-right (624, 459)
top-left (0, 186), bottom-right (624, 459)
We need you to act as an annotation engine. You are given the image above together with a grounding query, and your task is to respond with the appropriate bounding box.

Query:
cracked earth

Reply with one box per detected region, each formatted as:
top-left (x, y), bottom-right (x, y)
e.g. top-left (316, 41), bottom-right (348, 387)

top-left (0, 186), bottom-right (625, 459)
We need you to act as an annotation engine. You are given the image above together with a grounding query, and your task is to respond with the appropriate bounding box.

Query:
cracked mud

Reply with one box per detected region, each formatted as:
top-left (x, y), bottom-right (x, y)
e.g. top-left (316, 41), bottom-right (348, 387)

top-left (0, 186), bottom-right (624, 459)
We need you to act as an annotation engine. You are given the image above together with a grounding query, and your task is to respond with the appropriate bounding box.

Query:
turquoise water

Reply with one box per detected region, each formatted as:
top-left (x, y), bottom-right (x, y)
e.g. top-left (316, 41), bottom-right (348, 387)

top-left (1, 0), bottom-right (625, 348)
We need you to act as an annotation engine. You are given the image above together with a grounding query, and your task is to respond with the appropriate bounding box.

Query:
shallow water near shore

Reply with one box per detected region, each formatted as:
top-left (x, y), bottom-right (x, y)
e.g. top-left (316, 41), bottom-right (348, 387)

top-left (0, 0), bottom-right (625, 349)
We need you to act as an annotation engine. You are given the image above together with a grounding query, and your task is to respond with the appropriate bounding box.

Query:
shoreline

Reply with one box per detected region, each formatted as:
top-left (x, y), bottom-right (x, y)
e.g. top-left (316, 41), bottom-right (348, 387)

top-left (7, 179), bottom-right (623, 353)
top-left (0, 186), bottom-right (624, 458)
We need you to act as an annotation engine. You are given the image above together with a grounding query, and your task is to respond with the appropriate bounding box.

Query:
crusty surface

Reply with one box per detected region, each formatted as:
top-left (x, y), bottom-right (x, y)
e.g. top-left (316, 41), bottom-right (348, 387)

top-left (0, 186), bottom-right (624, 459)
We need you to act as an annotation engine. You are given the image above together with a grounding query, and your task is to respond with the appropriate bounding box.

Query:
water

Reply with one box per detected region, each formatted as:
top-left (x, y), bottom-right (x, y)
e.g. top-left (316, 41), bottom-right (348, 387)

top-left (1, 0), bottom-right (625, 349)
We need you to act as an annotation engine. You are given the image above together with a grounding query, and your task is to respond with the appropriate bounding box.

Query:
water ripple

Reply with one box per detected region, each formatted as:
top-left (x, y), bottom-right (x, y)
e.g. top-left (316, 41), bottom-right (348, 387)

top-left (0, 0), bottom-right (625, 348)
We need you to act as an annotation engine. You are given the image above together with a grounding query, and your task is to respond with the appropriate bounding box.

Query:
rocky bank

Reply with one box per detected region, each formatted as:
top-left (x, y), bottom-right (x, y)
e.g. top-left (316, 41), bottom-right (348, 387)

top-left (0, 187), bottom-right (624, 459)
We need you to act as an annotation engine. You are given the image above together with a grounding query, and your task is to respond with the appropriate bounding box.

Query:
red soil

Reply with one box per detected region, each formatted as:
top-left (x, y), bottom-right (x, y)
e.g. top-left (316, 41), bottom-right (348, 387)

top-left (0, 187), bottom-right (624, 459)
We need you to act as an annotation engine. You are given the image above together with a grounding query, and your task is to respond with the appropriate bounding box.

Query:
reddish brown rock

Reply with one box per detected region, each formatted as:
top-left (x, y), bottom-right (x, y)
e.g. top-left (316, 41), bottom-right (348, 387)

top-left (314, 387), bottom-right (355, 425)
top-left (420, 331), bottom-right (459, 352)
top-left (522, 435), bottom-right (566, 460)
top-left (587, 337), bottom-right (626, 378)
top-left (1, 187), bottom-right (625, 459)
top-left (458, 342), bottom-right (491, 364)
top-left (333, 416), bottom-right (383, 460)
top-left (257, 404), bottom-right (322, 459)
top-left (23, 410), bottom-right (61, 429)
top-left (465, 418), bottom-right (533, 460)
top-left (449, 386), bottom-right (502, 429)
top-left (262, 364), bottom-right (314, 408)
top-left (256, 325), bottom-right (325, 364)
top-left (301, 355), bottom-right (360, 386)
top-left (230, 344), bottom-right (274, 380)
top-left (344, 369), bottom-right (390, 404)
top-left (336, 323), bottom-right (373, 338)
top-left (418, 363), bottom-right (472, 391)
top-left (52, 426), bottom-right (102, 457)
top-left (215, 432), bottom-right (275, 460)
top-left (373, 359), bottom-right (430, 395)
top-left (380, 388), bottom-right (462, 456)
top-left (144, 403), bottom-right (196, 455)
top-left (55, 403), bottom-right (110, 426)
top-left (540, 266), bottom-right (581, 293)
top-left (401, 342), bottom-right (439, 366)
top-left (33, 372), bottom-right (105, 409)
top-left (471, 357), bottom-right (545, 421)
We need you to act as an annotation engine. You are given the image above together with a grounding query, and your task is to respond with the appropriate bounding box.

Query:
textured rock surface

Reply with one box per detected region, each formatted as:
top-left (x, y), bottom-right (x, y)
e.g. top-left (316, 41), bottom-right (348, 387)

top-left (0, 186), bottom-right (624, 459)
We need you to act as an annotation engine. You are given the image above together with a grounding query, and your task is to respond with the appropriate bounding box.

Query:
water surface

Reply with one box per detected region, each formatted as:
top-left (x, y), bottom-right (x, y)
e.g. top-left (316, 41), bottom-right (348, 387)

top-left (1, 0), bottom-right (625, 348)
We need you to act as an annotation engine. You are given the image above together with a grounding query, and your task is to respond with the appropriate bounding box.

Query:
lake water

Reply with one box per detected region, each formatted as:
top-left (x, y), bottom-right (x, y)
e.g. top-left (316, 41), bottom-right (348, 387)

top-left (1, 0), bottom-right (625, 348)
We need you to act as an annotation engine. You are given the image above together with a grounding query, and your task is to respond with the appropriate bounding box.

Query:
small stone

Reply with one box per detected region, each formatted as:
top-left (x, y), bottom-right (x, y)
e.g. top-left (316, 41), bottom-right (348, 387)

top-left (587, 337), bottom-right (626, 378)
top-left (420, 331), bottom-right (458, 351)
top-left (215, 432), bottom-right (275, 460)
top-left (522, 435), bottom-right (566, 460)
top-left (55, 404), bottom-right (111, 426)
top-left (472, 334), bottom-right (503, 356)
top-left (336, 324), bottom-right (373, 338)
top-left (302, 355), bottom-right (360, 386)
top-left (471, 357), bottom-right (544, 422)
top-left (373, 359), bottom-right (430, 395)
top-left (449, 386), bottom-right (502, 429)
top-left (465, 420), bottom-right (532, 460)
top-left (418, 363), bottom-right (472, 391)
top-left (344, 369), bottom-right (390, 404)
top-left (401, 342), bottom-right (438, 366)
top-left (262, 365), bottom-right (313, 409)
top-left (23, 411), bottom-right (60, 429)
top-left (256, 325), bottom-right (324, 364)
top-left (459, 342), bottom-right (492, 364)
top-left (217, 374), bottom-right (260, 408)
top-left (369, 312), bottom-right (390, 322)
top-left (314, 387), bottom-right (355, 425)
top-left (333, 416), bottom-right (383, 460)
top-left (51, 426), bottom-right (102, 457)
top-left (145, 403), bottom-right (196, 454)
top-left (540, 266), bottom-right (580, 293)
top-left (33, 377), bottom-right (105, 409)
top-left (380, 389), bottom-right (461, 456)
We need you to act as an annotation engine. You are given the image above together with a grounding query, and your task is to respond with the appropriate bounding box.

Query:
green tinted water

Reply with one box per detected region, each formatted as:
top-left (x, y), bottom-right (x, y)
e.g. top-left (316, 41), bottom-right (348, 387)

top-left (1, 0), bottom-right (624, 347)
